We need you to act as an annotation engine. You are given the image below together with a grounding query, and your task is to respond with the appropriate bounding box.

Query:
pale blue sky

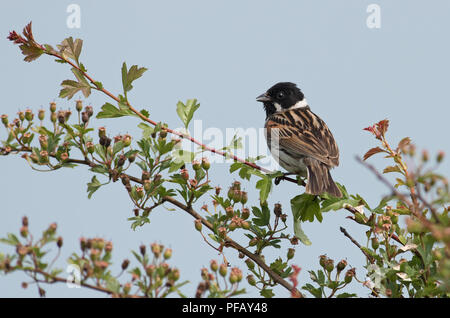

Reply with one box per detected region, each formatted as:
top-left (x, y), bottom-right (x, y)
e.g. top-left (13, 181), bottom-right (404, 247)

top-left (1, 1), bottom-right (449, 297)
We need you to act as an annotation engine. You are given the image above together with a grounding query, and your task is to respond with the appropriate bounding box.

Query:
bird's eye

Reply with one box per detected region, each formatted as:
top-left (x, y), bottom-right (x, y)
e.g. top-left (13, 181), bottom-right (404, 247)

top-left (277, 91), bottom-right (285, 99)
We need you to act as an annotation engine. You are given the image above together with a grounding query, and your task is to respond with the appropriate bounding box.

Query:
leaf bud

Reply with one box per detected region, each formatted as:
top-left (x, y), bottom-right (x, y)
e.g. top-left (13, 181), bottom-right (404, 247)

top-left (57, 111), bottom-right (66, 124)
top-left (20, 226), bottom-right (28, 238)
top-left (336, 259), bottom-right (347, 273)
top-left (38, 109), bottom-right (45, 121)
top-left (225, 206), bottom-right (234, 218)
top-left (22, 216), bottom-right (29, 227)
top-left (319, 255), bottom-right (328, 268)
top-left (25, 109), bottom-right (34, 121)
top-left (422, 150), bottom-right (429, 162)
top-left (192, 159), bottom-right (201, 170)
top-left (128, 153), bottom-right (136, 163)
top-left (163, 248), bottom-right (172, 260)
top-left (371, 237), bottom-right (379, 250)
top-left (241, 207), bottom-right (250, 220)
top-left (241, 221), bottom-right (250, 230)
top-left (17, 111), bottom-right (25, 121)
top-left (217, 226), bottom-right (227, 238)
top-left (437, 151), bottom-right (445, 163)
top-left (136, 186), bottom-right (145, 199)
top-left (249, 237), bottom-right (258, 246)
top-left (1, 114), bottom-right (8, 127)
top-left (245, 258), bottom-right (255, 270)
top-left (81, 112), bottom-right (89, 124)
top-left (287, 248), bottom-right (295, 260)
top-left (75, 100), bottom-right (83, 112)
top-left (49, 102), bottom-right (57, 113)
top-left (139, 244), bottom-right (146, 256)
top-left (240, 191), bottom-right (248, 204)
top-left (64, 110), bottom-right (72, 122)
top-left (180, 168), bottom-right (189, 180)
top-left (201, 157), bottom-right (210, 170)
top-left (210, 260), bottom-right (219, 272)
top-left (219, 263), bottom-right (227, 277)
top-left (325, 259), bottom-right (334, 273)
top-left (50, 112), bottom-right (57, 123)
top-left (143, 180), bottom-right (151, 192)
top-left (145, 264), bottom-right (155, 276)
top-left (39, 135), bottom-right (48, 150)
top-left (123, 134), bottom-right (132, 147)
top-left (274, 203), bottom-right (282, 217)
top-left (39, 150), bottom-right (49, 163)
top-left (85, 105), bottom-right (94, 117)
top-left (121, 259), bottom-right (130, 271)
top-left (151, 243), bottom-right (161, 257)
top-left (344, 268), bottom-right (356, 284)
top-left (247, 274), bottom-right (256, 286)
top-left (98, 127), bottom-right (106, 138)
top-left (228, 222), bottom-right (238, 231)
top-left (194, 219), bottom-right (202, 231)
top-left (57, 236), bottom-right (63, 248)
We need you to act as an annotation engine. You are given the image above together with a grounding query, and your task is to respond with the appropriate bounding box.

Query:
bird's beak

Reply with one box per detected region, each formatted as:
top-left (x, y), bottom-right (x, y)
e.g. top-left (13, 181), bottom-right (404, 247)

top-left (256, 93), bottom-right (271, 102)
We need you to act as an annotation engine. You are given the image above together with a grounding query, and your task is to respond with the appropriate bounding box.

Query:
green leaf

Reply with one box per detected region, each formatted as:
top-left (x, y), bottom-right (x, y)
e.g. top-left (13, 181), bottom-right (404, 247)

top-left (19, 44), bottom-right (44, 62)
top-left (87, 176), bottom-right (102, 199)
top-left (176, 99), bottom-right (200, 128)
top-left (320, 197), bottom-right (360, 213)
top-left (251, 204), bottom-right (270, 227)
top-left (140, 109), bottom-right (150, 118)
top-left (291, 194), bottom-right (321, 222)
top-left (106, 277), bottom-right (120, 293)
top-left (260, 288), bottom-right (274, 298)
top-left (302, 283), bottom-right (322, 298)
top-left (59, 67), bottom-right (91, 100)
top-left (90, 165), bottom-right (109, 175)
top-left (121, 62), bottom-right (148, 96)
top-left (293, 218), bottom-right (312, 246)
top-left (256, 177), bottom-right (272, 203)
top-left (113, 141), bottom-right (125, 155)
top-left (57, 37), bottom-right (83, 64)
top-left (138, 122), bottom-right (154, 139)
top-left (96, 102), bottom-right (135, 119)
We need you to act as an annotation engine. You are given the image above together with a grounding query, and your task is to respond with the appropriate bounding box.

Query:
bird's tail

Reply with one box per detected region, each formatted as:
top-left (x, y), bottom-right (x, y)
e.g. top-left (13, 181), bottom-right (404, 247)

top-left (305, 159), bottom-right (342, 197)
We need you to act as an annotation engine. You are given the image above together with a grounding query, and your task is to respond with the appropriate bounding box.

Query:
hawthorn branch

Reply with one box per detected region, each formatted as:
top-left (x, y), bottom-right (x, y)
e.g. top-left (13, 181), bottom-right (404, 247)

top-left (356, 156), bottom-right (434, 230)
top-left (162, 195), bottom-right (303, 297)
top-left (25, 268), bottom-right (123, 297)
top-left (1, 147), bottom-right (303, 297)
top-left (7, 22), bottom-right (301, 186)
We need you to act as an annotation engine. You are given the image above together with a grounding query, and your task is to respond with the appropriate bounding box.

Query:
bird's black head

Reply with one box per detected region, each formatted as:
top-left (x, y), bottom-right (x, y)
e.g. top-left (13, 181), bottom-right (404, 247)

top-left (256, 82), bottom-right (305, 117)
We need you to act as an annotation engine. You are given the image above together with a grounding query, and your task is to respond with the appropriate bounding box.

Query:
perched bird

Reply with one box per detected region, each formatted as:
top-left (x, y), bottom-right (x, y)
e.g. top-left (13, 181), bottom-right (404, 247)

top-left (256, 82), bottom-right (342, 197)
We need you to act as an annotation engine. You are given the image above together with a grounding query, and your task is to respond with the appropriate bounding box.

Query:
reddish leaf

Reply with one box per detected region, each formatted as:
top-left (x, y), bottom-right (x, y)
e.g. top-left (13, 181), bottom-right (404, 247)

top-left (376, 119), bottom-right (389, 135)
top-left (397, 137), bottom-right (411, 152)
top-left (363, 147), bottom-right (385, 161)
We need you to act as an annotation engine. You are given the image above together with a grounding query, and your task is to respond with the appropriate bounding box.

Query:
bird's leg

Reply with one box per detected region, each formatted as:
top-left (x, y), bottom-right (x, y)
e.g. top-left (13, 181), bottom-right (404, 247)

top-left (274, 173), bottom-right (296, 185)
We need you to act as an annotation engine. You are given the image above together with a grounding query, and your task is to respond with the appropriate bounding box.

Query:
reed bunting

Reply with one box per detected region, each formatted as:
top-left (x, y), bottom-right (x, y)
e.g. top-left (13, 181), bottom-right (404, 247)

top-left (256, 82), bottom-right (342, 197)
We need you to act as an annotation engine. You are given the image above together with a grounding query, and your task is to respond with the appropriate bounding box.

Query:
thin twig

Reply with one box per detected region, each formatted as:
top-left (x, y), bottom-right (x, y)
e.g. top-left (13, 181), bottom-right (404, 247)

top-left (340, 226), bottom-right (374, 264)
top-left (162, 195), bottom-right (303, 297)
